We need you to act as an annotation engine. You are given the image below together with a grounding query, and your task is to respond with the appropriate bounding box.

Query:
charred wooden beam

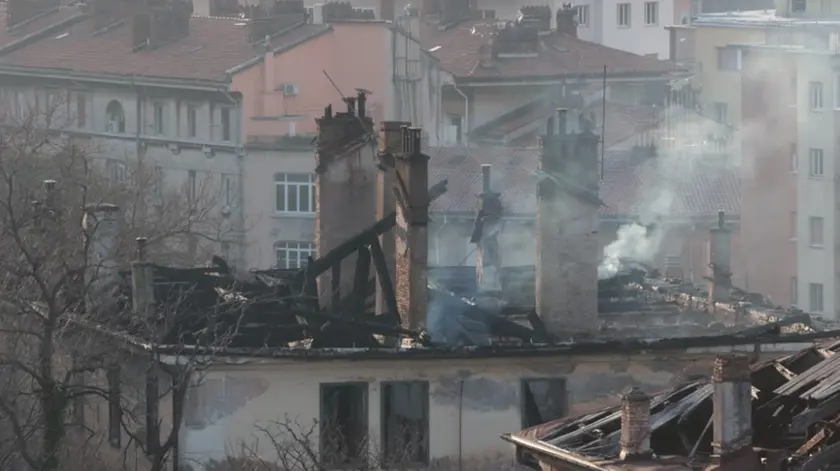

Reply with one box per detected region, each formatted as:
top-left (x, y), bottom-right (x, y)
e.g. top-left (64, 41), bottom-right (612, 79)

top-left (331, 261), bottom-right (341, 311)
top-left (308, 178), bottom-right (448, 276)
top-left (370, 237), bottom-right (400, 326)
top-left (351, 246), bottom-right (372, 317)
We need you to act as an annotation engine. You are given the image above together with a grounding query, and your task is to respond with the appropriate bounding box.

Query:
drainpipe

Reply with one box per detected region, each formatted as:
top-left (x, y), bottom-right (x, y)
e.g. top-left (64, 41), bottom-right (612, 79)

top-left (130, 77), bottom-right (144, 162)
top-left (220, 88), bottom-right (247, 269)
top-left (435, 213), bottom-right (448, 264)
top-left (452, 83), bottom-right (468, 145)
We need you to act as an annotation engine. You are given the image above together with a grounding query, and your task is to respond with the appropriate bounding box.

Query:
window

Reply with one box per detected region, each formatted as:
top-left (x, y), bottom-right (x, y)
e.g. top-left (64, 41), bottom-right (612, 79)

top-left (107, 365), bottom-right (121, 448)
top-left (320, 383), bottom-right (368, 467)
top-left (790, 143), bottom-right (798, 172)
top-left (187, 170), bottom-right (197, 203)
top-left (274, 173), bottom-right (315, 213)
top-left (275, 242), bottom-right (316, 269)
top-left (810, 282), bottom-right (824, 312)
top-left (810, 148), bottom-right (824, 176)
top-left (521, 378), bottom-right (567, 428)
top-left (187, 105), bottom-right (197, 138)
top-left (223, 175), bottom-right (235, 207)
top-left (810, 82), bottom-right (824, 110)
top-left (810, 216), bottom-right (824, 246)
top-left (717, 47), bottom-right (741, 71)
top-left (617, 3), bottom-right (631, 27)
top-left (153, 102), bottom-right (165, 135)
top-left (220, 107), bottom-right (231, 142)
top-left (76, 93), bottom-right (86, 128)
top-left (713, 102), bottom-right (728, 124)
top-left (450, 116), bottom-right (463, 145)
top-left (790, 211), bottom-right (797, 239)
top-left (288, 121), bottom-right (297, 136)
top-left (644, 2), bottom-right (659, 25)
top-left (791, 276), bottom-right (798, 305)
top-left (575, 5), bottom-right (589, 26)
top-left (106, 159), bottom-right (126, 184)
top-left (381, 382), bottom-right (429, 465)
top-left (105, 100), bottom-right (125, 133)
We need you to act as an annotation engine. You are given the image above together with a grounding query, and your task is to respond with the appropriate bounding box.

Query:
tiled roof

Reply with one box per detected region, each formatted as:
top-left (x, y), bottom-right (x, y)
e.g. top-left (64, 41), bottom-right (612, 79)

top-left (428, 146), bottom-right (741, 218)
top-left (0, 14), bottom-right (330, 82)
top-left (420, 19), bottom-right (679, 80)
top-left (0, 4), bottom-right (83, 48)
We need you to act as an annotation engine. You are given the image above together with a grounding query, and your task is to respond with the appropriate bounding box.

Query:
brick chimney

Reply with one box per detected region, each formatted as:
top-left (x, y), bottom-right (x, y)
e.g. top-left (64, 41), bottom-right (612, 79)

top-left (473, 164), bottom-right (503, 310)
top-left (6, 0), bottom-right (60, 28)
top-left (619, 387), bottom-right (652, 461)
top-left (555, 3), bottom-right (578, 37)
top-left (535, 109), bottom-right (600, 336)
top-left (708, 210), bottom-right (732, 304)
top-left (376, 121), bottom-right (409, 317)
top-left (315, 94), bottom-right (376, 308)
top-left (394, 127), bottom-right (429, 331)
top-left (83, 203), bottom-right (122, 313)
top-left (710, 354), bottom-right (755, 468)
top-left (131, 0), bottom-right (193, 50)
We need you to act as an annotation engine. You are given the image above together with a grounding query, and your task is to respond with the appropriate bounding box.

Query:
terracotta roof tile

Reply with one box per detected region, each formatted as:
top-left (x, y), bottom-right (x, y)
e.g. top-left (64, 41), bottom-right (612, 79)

top-left (428, 146), bottom-right (740, 218)
top-left (0, 15), bottom-right (330, 82)
top-left (421, 19), bottom-right (680, 80)
top-left (0, 4), bottom-right (82, 48)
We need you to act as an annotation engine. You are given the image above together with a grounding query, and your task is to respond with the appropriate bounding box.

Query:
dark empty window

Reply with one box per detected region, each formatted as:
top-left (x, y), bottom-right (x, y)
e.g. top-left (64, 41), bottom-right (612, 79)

top-left (76, 93), bottom-right (86, 128)
top-left (221, 107), bottom-right (231, 141)
top-left (381, 381), bottom-right (429, 464)
top-left (105, 100), bottom-right (125, 133)
top-left (187, 105), bottom-right (197, 138)
top-left (320, 383), bottom-right (368, 467)
top-left (521, 378), bottom-right (567, 428)
top-left (107, 365), bottom-right (122, 448)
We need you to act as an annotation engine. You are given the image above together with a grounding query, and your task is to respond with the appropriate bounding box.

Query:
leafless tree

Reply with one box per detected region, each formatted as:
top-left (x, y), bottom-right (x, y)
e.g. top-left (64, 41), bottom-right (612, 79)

top-left (0, 98), bottom-right (241, 471)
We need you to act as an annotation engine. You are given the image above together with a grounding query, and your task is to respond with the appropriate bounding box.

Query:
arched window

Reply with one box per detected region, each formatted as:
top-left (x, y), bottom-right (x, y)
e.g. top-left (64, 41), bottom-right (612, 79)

top-left (105, 100), bottom-right (125, 133)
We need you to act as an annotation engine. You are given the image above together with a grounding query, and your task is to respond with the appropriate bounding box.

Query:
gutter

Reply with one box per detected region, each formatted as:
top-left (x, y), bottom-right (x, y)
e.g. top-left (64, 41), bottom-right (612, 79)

top-left (0, 65), bottom-right (228, 92)
top-left (501, 434), bottom-right (610, 471)
top-left (455, 71), bottom-right (690, 87)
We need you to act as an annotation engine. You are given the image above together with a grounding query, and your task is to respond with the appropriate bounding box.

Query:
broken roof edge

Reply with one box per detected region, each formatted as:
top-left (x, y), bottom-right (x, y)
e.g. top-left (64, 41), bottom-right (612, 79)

top-left (121, 329), bottom-right (836, 362)
top-left (501, 433), bottom-right (610, 471)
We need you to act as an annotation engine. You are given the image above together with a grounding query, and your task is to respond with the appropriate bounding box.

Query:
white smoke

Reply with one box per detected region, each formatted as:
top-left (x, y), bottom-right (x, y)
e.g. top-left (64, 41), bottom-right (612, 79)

top-left (598, 190), bottom-right (673, 279)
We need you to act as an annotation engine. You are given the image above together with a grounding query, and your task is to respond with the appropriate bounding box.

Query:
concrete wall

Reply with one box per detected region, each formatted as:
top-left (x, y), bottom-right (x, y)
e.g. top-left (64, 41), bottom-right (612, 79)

top-left (573, 0), bottom-right (680, 59)
top-left (176, 345), bottom-right (808, 470)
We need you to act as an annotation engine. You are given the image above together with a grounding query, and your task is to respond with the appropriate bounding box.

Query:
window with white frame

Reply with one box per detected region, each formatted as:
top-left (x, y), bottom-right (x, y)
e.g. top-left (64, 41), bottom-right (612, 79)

top-left (810, 81), bottom-right (824, 110)
top-left (187, 170), bottom-right (197, 204)
top-left (220, 107), bottom-right (232, 142)
top-left (810, 148), bottom-right (824, 176)
top-left (810, 282), bottom-right (824, 312)
top-left (644, 2), bottom-right (659, 25)
top-left (275, 173), bottom-right (315, 214)
top-left (617, 3), bottom-right (631, 27)
top-left (575, 5), bottom-right (589, 26)
top-left (106, 159), bottom-right (125, 184)
top-left (790, 143), bottom-right (798, 172)
top-left (275, 242), bottom-right (316, 269)
top-left (105, 100), bottom-right (125, 133)
top-left (716, 47), bottom-right (741, 71)
top-left (223, 175), bottom-right (235, 207)
top-left (153, 102), bottom-right (166, 135)
top-left (187, 105), bottom-right (197, 138)
top-left (810, 216), bottom-right (824, 246)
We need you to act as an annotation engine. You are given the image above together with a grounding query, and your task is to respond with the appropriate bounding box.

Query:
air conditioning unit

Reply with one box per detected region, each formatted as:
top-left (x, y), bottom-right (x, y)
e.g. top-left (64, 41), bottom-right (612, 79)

top-left (281, 83), bottom-right (299, 96)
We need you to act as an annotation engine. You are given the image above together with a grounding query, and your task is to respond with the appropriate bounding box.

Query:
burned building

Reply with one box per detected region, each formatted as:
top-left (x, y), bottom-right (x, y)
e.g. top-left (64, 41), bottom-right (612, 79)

top-left (62, 100), bottom-right (840, 470)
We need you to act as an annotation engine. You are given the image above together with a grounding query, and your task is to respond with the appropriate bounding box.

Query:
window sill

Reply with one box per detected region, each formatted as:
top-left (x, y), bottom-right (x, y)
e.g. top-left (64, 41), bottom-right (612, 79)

top-left (812, 108), bottom-right (825, 112)
top-left (273, 212), bottom-right (315, 219)
top-left (644, 23), bottom-right (659, 27)
top-left (810, 244), bottom-right (825, 249)
top-left (616, 25), bottom-right (631, 29)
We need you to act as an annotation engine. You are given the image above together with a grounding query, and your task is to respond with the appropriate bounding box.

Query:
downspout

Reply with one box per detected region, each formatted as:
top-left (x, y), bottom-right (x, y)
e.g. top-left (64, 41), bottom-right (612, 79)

top-left (435, 214), bottom-right (448, 264)
top-left (452, 83), bottom-right (468, 145)
top-left (219, 87), bottom-right (247, 269)
top-left (130, 77), bottom-right (144, 162)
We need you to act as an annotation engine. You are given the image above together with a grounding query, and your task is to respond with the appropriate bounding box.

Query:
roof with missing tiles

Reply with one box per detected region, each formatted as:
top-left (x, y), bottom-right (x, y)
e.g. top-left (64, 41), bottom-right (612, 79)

top-left (419, 18), bottom-right (680, 81)
top-left (0, 3), bottom-right (83, 49)
top-left (427, 147), bottom-right (741, 219)
top-left (0, 10), bottom-right (330, 82)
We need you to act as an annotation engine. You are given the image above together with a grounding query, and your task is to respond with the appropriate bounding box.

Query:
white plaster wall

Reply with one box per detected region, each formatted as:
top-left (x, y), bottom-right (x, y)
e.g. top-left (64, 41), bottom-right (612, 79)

top-left (795, 55), bottom-right (837, 319)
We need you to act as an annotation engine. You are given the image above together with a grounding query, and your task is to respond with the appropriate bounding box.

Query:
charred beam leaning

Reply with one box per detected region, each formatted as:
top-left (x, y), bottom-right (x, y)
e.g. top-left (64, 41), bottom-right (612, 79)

top-left (376, 121), bottom-right (409, 318)
top-left (472, 164), bottom-right (504, 311)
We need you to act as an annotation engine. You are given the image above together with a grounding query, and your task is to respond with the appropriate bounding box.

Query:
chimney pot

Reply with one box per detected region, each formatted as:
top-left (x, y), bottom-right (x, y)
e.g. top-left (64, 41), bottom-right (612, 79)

top-left (324, 104), bottom-right (333, 119)
top-left (619, 387), bottom-right (652, 461)
top-left (481, 164), bottom-right (491, 193)
top-left (712, 354), bottom-right (753, 457)
top-left (344, 97), bottom-right (357, 116)
top-left (357, 90), bottom-right (367, 119)
top-left (136, 237), bottom-right (148, 262)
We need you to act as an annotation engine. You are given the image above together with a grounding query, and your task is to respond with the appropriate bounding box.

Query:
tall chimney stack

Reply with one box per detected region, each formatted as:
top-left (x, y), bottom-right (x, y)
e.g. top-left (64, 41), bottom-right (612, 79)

top-left (377, 121), bottom-right (410, 318)
top-left (708, 210), bottom-right (732, 305)
top-left (711, 354), bottom-right (755, 467)
top-left (620, 387), bottom-right (652, 461)
top-left (83, 203), bottom-right (122, 314)
top-left (394, 127), bottom-right (429, 331)
top-left (473, 164), bottom-right (503, 309)
top-left (535, 109), bottom-right (600, 336)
